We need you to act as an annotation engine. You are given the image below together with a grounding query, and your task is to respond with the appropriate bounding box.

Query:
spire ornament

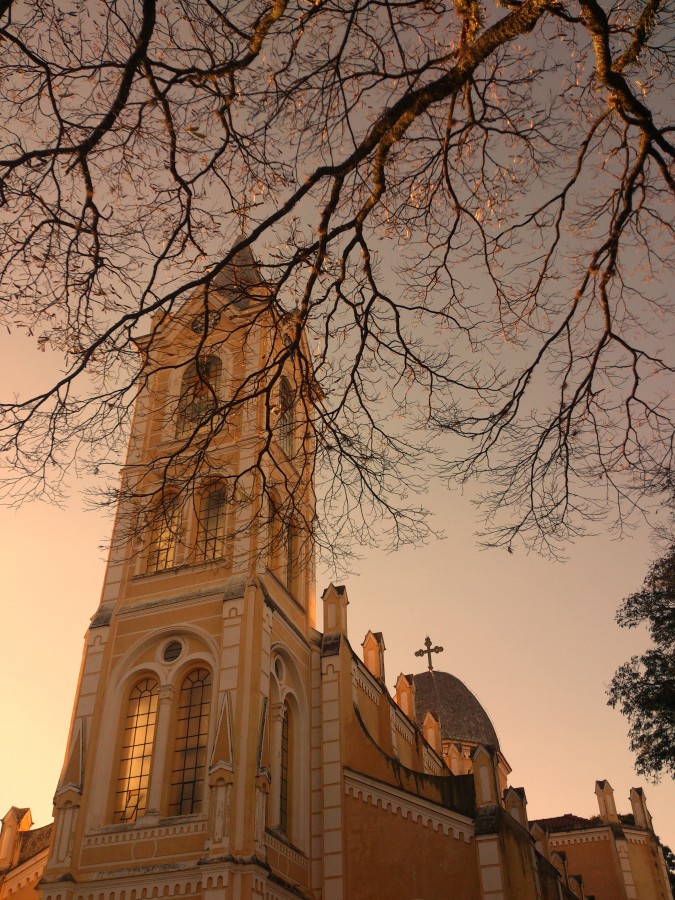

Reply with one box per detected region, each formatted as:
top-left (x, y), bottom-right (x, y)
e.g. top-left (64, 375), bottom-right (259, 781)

top-left (415, 636), bottom-right (444, 671)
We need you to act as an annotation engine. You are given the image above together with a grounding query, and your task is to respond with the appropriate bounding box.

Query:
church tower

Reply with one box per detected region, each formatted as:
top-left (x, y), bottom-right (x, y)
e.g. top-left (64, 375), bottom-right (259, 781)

top-left (40, 245), bottom-right (318, 900)
top-left (29, 244), bottom-right (674, 900)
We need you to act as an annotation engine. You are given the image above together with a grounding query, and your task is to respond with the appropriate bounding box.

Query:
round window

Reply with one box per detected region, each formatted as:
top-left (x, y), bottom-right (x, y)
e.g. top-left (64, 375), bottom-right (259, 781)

top-left (274, 657), bottom-right (284, 681)
top-left (163, 640), bottom-right (183, 662)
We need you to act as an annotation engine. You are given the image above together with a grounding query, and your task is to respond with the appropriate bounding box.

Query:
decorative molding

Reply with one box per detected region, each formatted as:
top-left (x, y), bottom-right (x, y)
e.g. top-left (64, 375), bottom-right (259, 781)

top-left (1, 848), bottom-right (49, 897)
top-left (549, 831), bottom-right (609, 846)
top-left (83, 820), bottom-right (206, 847)
top-left (264, 829), bottom-right (309, 870)
top-left (422, 746), bottom-right (444, 776)
top-left (119, 587), bottom-right (235, 616)
top-left (625, 831), bottom-right (648, 845)
top-left (344, 770), bottom-right (473, 842)
top-left (351, 661), bottom-right (381, 704)
top-left (390, 706), bottom-right (415, 746)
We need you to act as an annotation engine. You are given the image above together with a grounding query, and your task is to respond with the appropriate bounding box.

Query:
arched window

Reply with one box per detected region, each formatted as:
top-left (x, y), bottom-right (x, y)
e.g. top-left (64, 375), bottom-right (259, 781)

top-left (196, 487), bottom-right (226, 561)
top-left (169, 668), bottom-right (212, 816)
top-left (146, 496), bottom-right (180, 573)
top-left (284, 517), bottom-right (294, 591)
top-left (114, 678), bottom-right (159, 823)
top-left (177, 355), bottom-right (222, 438)
top-left (279, 701), bottom-right (292, 834)
top-left (278, 376), bottom-right (294, 456)
top-left (268, 498), bottom-right (294, 591)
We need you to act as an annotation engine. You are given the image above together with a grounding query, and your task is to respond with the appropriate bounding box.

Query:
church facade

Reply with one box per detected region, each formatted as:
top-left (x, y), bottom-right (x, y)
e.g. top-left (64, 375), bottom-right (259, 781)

top-left (1, 249), bottom-right (672, 900)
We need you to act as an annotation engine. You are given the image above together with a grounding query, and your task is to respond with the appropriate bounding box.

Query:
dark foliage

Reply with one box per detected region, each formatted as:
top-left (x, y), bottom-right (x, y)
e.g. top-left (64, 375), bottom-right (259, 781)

top-left (608, 544), bottom-right (675, 780)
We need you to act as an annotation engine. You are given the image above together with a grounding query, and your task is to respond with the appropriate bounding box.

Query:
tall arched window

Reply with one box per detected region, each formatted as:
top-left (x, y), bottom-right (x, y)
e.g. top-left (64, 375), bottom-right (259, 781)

top-left (146, 496), bottom-right (180, 573)
top-left (284, 517), bottom-right (294, 591)
top-left (196, 487), bottom-right (226, 561)
top-left (169, 668), bottom-right (212, 816)
top-left (279, 702), bottom-right (292, 834)
top-left (114, 678), bottom-right (159, 823)
top-left (278, 377), bottom-right (294, 456)
top-left (268, 498), bottom-right (294, 591)
top-left (177, 355), bottom-right (222, 438)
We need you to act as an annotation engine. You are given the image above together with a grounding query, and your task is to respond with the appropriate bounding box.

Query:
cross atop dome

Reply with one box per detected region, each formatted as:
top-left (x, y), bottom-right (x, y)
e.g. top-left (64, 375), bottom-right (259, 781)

top-left (414, 636), bottom-right (444, 671)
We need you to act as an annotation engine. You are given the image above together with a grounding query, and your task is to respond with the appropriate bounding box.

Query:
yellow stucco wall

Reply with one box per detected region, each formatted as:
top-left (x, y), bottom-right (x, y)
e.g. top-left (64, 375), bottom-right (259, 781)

top-left (343, 792), bottom-right (481, 900)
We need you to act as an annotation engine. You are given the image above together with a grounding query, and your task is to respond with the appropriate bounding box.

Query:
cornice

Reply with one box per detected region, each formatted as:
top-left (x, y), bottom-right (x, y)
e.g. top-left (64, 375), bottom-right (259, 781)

top-left (344, 769), bottom-right (473, 842)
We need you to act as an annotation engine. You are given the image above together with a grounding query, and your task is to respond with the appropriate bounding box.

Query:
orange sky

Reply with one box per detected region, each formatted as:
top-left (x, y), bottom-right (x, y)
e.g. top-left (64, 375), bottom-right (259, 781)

top-left (1, 326), bottom-right (674, 852)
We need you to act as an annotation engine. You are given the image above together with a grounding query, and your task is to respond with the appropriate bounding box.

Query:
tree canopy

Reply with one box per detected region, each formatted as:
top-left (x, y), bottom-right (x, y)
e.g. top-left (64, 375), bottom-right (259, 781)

top-left (0, 0), bottom-right (673, 560)
top-left (608, 544), bottom-right (675, 780)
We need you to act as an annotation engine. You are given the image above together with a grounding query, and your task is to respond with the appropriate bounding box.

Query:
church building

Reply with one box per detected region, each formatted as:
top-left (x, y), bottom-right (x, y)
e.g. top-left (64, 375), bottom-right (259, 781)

top-left (1, 245), bottom-right (672, 900)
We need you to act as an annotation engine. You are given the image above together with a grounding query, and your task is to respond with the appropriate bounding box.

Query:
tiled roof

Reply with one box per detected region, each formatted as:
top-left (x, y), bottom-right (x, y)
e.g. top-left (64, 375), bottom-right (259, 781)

top-left (412, 670), bottom-right (500, 750)
top-left (532, 814), bottom-right (594, 832)
top-left (212, 234), bottom-right (263, 301)
top-left (17, 823), bottom-right (53, 866)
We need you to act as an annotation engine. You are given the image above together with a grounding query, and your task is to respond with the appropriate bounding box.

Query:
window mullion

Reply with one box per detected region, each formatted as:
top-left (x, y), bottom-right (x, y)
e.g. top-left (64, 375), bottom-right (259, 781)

top-left (144, 683), bottom-right (175, 818)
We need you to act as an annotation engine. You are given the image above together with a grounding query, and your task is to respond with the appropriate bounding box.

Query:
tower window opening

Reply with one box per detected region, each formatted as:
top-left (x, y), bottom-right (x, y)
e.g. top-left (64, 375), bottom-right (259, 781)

top-left (169, 668), bottom-right (212, 816)
top-left (146, 497), bottom-right (180, 573)
top-left (114, 678), bottom-right (159, 823)
top-left (196, 488), bottom-right (226, 561)
top-left (278, 377), bottom-right (294, 457)
top-left (284, 517), bottom-right (294, 591)
top-left (176, 355), bottom-right (222, 438)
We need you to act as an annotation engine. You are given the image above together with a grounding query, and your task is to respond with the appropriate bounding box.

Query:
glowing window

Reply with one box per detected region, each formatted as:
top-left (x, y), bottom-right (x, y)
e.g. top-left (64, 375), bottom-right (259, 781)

top-left (114, 678), bottom-right (158, 823)
top-left (278, 377), bottom-right (294, 456)
top-left (177, 356), bottom-right (222, 437)
top-left (146, 497), bottom-right (180, 573)
top-left (169, 668), bottom-right (212, 816)
top-left (197, 488), bottom-right (226, 561)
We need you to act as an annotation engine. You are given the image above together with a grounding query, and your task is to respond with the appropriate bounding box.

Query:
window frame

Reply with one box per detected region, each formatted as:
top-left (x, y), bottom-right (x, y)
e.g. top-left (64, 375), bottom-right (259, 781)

top-left (195, 485), bottom-right (227, 563)
top-left (176, 354), bottom-right (223, 439)
top-left (113, 677), bottom-right (159, 824)
top-left (277, 376), bottom-right (294, 457)
top-left (145, 495), bottom-right (181, 573)
top-left (168, 667), bottom-right (213, 818)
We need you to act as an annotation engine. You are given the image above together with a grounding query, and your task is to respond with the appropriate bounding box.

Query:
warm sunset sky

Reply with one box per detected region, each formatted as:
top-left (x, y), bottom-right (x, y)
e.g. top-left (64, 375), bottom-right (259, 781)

top-left (1, 328), bottom-right (673, 850)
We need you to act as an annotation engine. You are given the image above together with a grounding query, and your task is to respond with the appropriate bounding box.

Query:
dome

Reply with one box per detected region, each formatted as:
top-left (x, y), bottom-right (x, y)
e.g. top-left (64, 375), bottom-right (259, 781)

top-left (412, 670), bottom-right (500, 750)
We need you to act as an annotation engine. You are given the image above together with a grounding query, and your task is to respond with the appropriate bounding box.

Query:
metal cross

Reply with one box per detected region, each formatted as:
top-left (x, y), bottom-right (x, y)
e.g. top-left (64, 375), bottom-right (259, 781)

top-left (415, 636), bottom-right (444, 671)
top-left (235, 195), bottom-right (255, 233)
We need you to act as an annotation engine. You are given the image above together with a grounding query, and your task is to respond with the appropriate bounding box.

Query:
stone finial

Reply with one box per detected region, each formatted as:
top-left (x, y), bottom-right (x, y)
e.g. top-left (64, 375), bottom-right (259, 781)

top-left (0, 807), bottom-right (32, 872)
top-left (629, 787), bottom-right (653, 830)
top-left (504, 787), bottom-right (528, 827)
top-left (394, 673), bottom-right (415, 719)
top-left (595, 779), bottom-right (619, 822)
top-left (362, 630), bottom-right (386, 682)
top-left (473, 746), bottom-right (498, 806)
top-left (422, 711), bottom-right (442, 753)
top-left (321, 583), bottom-right (348, 635)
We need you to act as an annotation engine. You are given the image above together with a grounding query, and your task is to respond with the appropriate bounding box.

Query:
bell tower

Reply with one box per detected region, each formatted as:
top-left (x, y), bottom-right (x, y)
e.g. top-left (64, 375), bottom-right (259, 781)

top-left (40, 244), bottom-right (317, 900)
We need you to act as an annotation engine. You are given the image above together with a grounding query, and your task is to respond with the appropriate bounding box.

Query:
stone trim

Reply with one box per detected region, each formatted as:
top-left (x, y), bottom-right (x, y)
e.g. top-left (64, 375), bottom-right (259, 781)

top-left (265, 830), bottom-right (309, 870)
top-left (2, 847), bottom-right (49, 897)
top-left (390, 706), bottom-right (415, 746)
top-left (83, 820), bottom-right (207, 847)
top-left (350, 661), bottom-right (381, 704)
top-left (352, 660), bottom-right (382, 703)
top-left (344, 770), bottom-right (473, 842)
top-left (624, 831), bottom-right (648, 845)
top-left (119, 587), bottom-right (236, 616)
top-left (422, 746), bottom-right (444, 776)
top-left (40, 867), bottom-right (228, 900)
top-left (549, 831), bottom-right (609, 846)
